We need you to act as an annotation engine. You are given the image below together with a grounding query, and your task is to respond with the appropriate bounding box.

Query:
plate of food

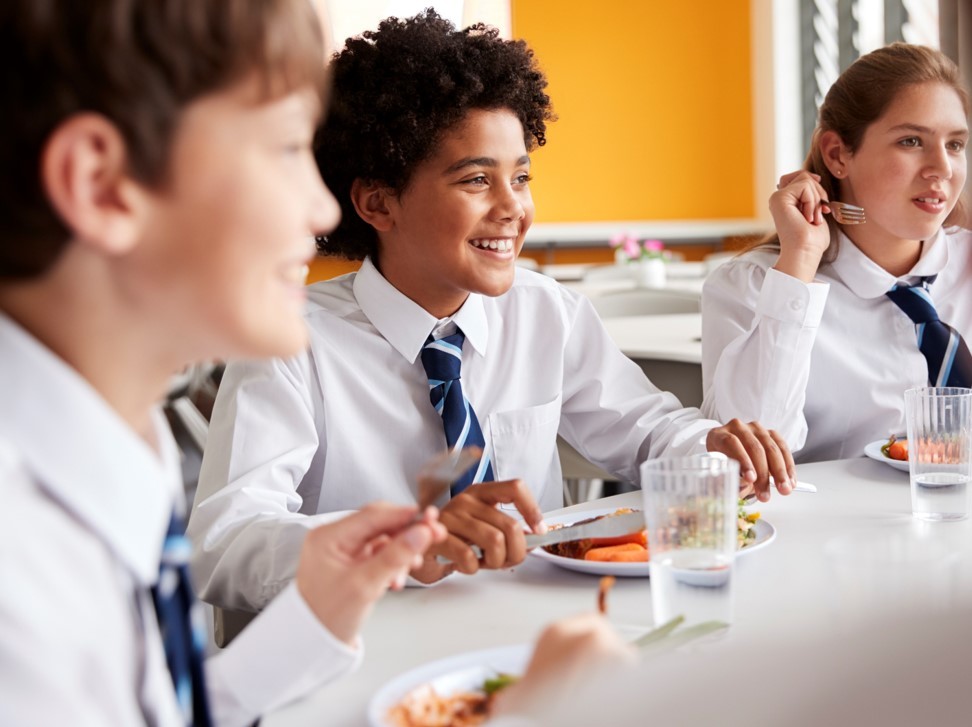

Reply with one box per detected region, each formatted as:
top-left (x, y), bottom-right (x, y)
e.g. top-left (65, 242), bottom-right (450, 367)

top-left (528, 505), bottom-right (775, 577)
top-left (864, 436), bottom-right (910, 472)
top-left (369, 644), bottom-right (528, 727)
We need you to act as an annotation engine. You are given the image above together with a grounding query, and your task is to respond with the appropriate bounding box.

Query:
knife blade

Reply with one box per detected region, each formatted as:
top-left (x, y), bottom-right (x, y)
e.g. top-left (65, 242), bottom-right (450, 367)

top-left (525, 510), bottom-right (646, 549)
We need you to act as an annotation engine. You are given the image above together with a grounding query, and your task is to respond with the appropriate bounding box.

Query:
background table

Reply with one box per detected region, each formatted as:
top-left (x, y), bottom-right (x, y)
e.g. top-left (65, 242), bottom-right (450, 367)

top-left (265, 456), bottom-right (972, 726)
top-left (601, 313), bottom-right (702, 408)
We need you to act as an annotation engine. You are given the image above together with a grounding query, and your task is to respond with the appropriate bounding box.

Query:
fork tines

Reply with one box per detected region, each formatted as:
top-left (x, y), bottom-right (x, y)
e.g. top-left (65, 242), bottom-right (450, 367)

top-left (829, 200), bottom-right (866, 225)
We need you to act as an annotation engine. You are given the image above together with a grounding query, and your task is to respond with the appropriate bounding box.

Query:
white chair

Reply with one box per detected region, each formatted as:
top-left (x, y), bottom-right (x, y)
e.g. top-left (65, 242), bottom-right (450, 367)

top-left (591, 288), bottom-right (700, 318)
top-left (558, 437), bottom-right (614, 505)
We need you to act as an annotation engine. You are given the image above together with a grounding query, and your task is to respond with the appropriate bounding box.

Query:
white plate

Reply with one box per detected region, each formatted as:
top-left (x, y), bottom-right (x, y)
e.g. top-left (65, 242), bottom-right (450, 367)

top-left (528, 507), bottom-right (776, 577)
top-left (368, 644), bottom-right (529, 727)
top-left (864, 439), bottom-right (910, 472)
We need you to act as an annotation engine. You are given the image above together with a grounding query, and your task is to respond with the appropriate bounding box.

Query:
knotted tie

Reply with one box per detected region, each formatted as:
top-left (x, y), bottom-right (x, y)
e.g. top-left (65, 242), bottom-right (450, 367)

top-left (886, 276), bottom-right (972, 388)
top-left (152, 513), bottom-right (212, 727)
top-left (420, 331), bottom-right (494, 494)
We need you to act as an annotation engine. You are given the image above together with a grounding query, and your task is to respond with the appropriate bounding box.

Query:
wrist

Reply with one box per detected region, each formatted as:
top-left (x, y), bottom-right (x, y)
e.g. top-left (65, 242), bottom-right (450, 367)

top-left (774, 248), bottom-right (823, 283)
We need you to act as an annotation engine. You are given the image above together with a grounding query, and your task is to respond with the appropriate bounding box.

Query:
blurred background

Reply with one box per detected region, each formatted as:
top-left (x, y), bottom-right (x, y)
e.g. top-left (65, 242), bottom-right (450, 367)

top-left (314, 0), bottom-right (971, 272)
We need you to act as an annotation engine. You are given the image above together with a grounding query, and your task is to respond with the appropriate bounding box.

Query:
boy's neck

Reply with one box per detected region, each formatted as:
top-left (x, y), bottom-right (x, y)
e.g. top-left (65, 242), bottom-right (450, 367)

top-left (0, 260), bottom-right (182, 444)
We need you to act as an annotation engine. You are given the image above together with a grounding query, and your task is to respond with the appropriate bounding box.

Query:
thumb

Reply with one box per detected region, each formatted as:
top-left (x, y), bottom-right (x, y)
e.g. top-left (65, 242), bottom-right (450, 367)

top-left (356, 522), bottom-right (437, 587)
top-left (325, 503), bottom-right (420, 554)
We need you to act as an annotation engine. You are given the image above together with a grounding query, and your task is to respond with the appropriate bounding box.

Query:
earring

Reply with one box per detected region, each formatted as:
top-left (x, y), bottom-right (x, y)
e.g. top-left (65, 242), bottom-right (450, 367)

top-left (834, 169), bottom-right (844, 178)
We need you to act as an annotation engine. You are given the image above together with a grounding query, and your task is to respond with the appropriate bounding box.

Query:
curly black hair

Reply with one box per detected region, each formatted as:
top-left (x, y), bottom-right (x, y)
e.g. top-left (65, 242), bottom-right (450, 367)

top-left (314, 9), bottom-right (554, 261)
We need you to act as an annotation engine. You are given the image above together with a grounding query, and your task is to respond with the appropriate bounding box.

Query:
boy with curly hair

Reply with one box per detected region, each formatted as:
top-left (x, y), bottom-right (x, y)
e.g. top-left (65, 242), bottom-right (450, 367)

top-left (190, 10), bottom-right (794, 601)
top-left (0, 2), bottom-right (448, 724)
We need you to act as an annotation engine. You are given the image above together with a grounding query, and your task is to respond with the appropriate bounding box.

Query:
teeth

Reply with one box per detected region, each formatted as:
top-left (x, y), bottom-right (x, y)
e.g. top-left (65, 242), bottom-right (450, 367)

top-left (470, 238), bottom-right (513, 252)
top-left (916, 197), bottom-right (942, 203)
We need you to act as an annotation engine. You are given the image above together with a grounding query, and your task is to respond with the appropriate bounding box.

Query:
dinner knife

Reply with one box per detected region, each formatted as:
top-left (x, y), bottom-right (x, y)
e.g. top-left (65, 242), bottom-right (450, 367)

top-left (436, 510), bottom-right (646, 564)
top-left (524, 510), bottom-right (646, 549)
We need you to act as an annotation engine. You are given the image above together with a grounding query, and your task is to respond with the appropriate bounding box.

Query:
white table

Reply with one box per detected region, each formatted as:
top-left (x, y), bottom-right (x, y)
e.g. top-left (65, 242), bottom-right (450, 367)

top-left (265, 457), bottom-right (972, 726)
top-left (601, 313), bottom-right (701, 364)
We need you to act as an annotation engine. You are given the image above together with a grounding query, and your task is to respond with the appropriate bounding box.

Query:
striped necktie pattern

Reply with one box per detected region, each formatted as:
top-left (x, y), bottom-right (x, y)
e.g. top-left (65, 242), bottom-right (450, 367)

top-left (886, 276), bottom-right (972, 388)
top-left (420, 331), bottom-right (494, 494)
top-left (152, 513), bottom-right (212, 727)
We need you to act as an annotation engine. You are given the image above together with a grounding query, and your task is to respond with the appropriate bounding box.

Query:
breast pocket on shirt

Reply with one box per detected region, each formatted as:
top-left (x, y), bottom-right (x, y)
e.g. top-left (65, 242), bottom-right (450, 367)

top-left (487, 393), bottom-right (562, 509)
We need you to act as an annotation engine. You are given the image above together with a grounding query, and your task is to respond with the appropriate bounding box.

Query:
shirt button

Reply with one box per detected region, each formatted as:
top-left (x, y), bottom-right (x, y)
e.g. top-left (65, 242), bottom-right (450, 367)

top-left (789, 299), bottom-right (803, 311)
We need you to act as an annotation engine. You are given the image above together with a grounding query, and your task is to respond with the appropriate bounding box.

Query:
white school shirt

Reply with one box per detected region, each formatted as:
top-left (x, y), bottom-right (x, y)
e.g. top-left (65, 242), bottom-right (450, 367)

top-left (189, 259), bottom-right (716, 612)
top-left (700, 226), bottom-right (972, 463)
top-left (0, 314), bottom-right (360, 727)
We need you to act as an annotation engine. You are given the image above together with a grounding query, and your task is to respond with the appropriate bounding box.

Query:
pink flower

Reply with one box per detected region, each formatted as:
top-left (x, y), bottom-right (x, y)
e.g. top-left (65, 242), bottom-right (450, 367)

top-left (643, 239), bottom-right (664, 253)
top-left (609, 232), bottom-right (626, 248)
top-left (622, 236), bottom-right (641, 259)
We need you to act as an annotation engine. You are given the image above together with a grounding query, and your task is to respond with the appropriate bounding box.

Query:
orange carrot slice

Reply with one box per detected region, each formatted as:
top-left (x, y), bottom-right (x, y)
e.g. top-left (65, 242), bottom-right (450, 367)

top-left (583, 543), bottom-right (648, 562)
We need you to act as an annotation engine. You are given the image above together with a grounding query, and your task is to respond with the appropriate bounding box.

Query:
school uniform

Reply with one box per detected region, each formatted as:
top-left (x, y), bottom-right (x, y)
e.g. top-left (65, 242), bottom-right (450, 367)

top-left (189, 259), bottom-right (716, 612)
top-left (0, 313), bottom-right (360, 727)
top-left (700, 226), bottom-right (972, 463)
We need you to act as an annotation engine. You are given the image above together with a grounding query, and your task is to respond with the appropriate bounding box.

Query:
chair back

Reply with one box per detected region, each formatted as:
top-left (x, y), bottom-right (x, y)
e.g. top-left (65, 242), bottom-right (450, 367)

top-left (591, 288), bottom-right (700, 318)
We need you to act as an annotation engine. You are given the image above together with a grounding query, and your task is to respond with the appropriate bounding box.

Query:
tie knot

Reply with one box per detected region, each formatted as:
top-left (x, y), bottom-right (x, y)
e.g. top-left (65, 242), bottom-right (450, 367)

top-left (886, 280), bottom-right (940, 324)
top-left (421, 331), bottom-right (465, 383)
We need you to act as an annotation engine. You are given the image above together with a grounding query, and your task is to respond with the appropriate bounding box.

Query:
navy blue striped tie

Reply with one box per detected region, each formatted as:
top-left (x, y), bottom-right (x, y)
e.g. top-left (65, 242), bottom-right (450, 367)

top-left (421, 331), bottom-right (494, 494)
top-left (152, 513), bottom-right (212, 727)
top-left (886, 276), bottom-right (972, 388)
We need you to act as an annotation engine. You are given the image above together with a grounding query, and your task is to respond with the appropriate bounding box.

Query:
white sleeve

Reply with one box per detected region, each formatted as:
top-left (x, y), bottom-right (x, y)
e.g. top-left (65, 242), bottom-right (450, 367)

top-left (558, 294), bottom-right (718, 484)
top-left (187, 355), bottom-right (350, 612)
top-left (700, 260), bottom-right (829, 452)
top-left (206, 582), bottom-right (363, 727)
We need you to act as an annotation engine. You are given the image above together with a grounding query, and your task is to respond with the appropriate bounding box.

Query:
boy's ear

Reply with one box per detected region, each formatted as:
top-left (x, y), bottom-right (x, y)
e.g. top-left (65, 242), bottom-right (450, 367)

top-left (350, 178), bottom-right (395, 232)
top-left (818, 130), bottom-right (850, 178)
top-left (40, 113), bottom-right (147, 256)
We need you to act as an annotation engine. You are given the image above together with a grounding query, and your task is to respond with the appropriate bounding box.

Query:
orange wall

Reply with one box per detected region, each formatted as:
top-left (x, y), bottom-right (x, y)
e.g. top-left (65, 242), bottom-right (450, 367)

top-left (512, 1), bottom-right (754, 222)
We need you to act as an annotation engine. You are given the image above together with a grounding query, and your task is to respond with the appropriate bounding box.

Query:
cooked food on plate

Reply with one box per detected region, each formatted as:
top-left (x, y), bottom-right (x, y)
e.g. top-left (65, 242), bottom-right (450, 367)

top-left (881, 434), bottom-right (909, 461)
top-left (387, 673), bottom-right (518, 727)
top-left (543, 505), bottom-right (761, 562)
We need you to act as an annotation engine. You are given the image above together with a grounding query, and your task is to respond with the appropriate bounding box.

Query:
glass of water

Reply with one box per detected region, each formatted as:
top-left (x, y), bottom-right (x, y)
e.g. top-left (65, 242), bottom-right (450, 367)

top-left (640, 455), bottom-right (738, 627)
top-left (904, 387), bottom-right (972, 521)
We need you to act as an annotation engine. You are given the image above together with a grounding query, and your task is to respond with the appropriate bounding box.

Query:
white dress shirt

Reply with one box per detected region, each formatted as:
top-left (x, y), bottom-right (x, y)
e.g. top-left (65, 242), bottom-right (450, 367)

top-left (0, 314), bottom-right (360, 727)
top-left (189, 259), bottom-right (716, 611)
top-left (701, 227), bottom-right (972, 462)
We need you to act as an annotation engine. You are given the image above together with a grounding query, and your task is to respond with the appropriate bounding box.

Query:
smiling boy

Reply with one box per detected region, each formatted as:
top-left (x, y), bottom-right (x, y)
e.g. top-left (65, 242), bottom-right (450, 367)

top-left (189, 10), bottom-right (794, 606)
top-left (0, 2), bottom-right (446, 725)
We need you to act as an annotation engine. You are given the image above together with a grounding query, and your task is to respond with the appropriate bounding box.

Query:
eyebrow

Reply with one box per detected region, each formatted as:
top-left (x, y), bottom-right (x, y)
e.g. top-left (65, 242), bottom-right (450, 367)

top-left (443, 155), bottom-right (531, 174)
top-left (886, 123), bottom-right (969, 137)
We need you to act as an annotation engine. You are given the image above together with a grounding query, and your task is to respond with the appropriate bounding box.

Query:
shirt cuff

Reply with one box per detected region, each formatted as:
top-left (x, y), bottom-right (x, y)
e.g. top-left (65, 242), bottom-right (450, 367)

top-left (756, 268), bottom-right (829, 326)
top-left (206, 582), bottom-right (363, 726)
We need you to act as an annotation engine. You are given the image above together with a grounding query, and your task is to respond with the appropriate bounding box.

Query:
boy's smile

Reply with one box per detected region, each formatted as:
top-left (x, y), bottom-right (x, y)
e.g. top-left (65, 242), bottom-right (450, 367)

top-left (377, 108), bottom-right (534, 318)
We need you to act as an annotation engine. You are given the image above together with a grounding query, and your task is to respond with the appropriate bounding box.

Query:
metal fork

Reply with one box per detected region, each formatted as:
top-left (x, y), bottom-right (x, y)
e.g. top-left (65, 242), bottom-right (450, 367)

top-left (828, 200), bottom-right (866, 225)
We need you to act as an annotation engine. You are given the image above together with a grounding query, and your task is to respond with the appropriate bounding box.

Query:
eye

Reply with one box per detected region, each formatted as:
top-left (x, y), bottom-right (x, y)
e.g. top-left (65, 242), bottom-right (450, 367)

top-left (513, 173), bottom-right (533, 185)
top-left (898, 136), bottom-right (921, 148)
top-left (946, 139), bottom-right (967, 153)
top-left (461, 175), bottom-right (488, 186)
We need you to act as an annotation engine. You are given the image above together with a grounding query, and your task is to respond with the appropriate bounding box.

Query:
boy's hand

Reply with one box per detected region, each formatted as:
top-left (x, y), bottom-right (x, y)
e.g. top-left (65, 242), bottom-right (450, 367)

top-left (705, 419), bottom-right (796, 502)
top-left (492, 613), bottom-right (636, 719)
top-left (295, 503), bottom-right (446, 644)
top-left (413, 479), bottom-right (545, 581)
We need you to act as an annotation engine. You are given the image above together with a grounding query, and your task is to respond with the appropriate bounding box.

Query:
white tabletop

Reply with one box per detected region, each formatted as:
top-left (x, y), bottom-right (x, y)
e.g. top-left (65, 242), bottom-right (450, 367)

top-left (265, 457), bottom-right (972, 726)
top-left (601, 313), bottom-right (702, 363)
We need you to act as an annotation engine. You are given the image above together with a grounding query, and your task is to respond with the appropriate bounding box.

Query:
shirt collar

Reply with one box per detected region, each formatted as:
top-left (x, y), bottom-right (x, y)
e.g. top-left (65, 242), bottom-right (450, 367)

top-left (353, 256), bottom-right (489, 362)
top-left (0, 313), bottom-right (175, 586)
top-left (829, 227), bottom-right (949, 298)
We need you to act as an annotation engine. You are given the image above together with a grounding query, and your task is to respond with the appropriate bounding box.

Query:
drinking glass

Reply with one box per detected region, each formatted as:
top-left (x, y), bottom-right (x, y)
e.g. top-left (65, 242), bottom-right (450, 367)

top-left (904, 387), bottom-right (972, 521)
top-left (640, 455), bottom-right (738, 627)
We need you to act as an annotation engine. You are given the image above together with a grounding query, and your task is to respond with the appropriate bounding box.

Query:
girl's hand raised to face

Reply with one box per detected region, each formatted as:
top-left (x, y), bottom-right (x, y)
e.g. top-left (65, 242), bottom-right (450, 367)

top-left (770, 170), bottom-right (833, 283)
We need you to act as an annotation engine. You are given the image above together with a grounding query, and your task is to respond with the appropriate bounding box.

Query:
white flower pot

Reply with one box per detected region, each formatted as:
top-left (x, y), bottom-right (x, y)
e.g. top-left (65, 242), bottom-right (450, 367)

top-left (634, 258), bottom-right (667, 288)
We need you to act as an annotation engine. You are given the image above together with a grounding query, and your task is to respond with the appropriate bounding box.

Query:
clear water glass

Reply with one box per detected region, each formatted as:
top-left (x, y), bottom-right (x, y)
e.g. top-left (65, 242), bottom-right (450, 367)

top-left (641, 455), bottom-right (738, 627)
top-left (904, 387), bottom-right (972, 521)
